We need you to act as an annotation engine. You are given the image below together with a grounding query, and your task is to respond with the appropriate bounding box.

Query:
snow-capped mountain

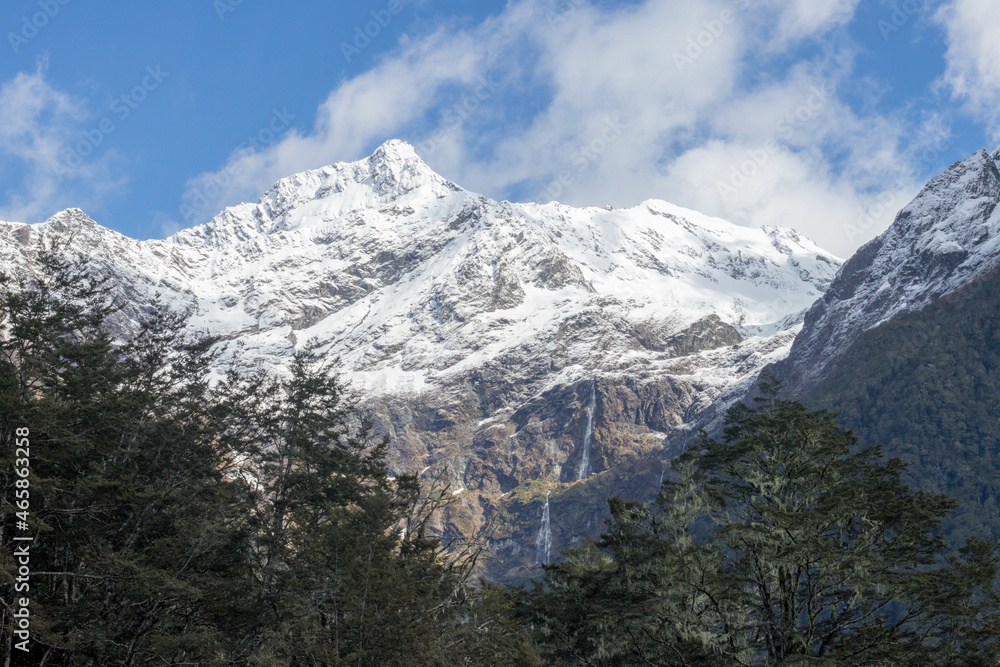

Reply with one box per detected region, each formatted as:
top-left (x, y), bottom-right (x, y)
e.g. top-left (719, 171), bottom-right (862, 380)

top-left (774, 148), bottom-right (1000, 395)
top-left (0, 140), bottom-right (842, 575)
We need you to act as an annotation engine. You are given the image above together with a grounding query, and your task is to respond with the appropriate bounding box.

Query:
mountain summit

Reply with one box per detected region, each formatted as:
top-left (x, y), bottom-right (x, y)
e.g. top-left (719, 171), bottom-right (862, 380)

top-left (0, 139), bottom-right (842, 577)
top-left (3, 141), bottom-right (1000, 581)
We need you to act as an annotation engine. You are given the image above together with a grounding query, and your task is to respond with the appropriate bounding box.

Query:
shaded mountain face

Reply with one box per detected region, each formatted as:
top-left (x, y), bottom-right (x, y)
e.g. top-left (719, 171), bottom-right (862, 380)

top-left (754, 146), bottom-right (1000, 550)
top-left (772, 149), bottom-right (1000, 396)
top-left (0, 140), bottom-right (841, 579)
top-left (803, 266), bottom-right (1000, 547)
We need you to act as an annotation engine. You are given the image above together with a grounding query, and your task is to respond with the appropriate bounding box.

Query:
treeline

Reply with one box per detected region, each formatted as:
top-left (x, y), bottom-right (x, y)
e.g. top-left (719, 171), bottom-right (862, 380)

top-left (1, 256), bottom-right (998, 665)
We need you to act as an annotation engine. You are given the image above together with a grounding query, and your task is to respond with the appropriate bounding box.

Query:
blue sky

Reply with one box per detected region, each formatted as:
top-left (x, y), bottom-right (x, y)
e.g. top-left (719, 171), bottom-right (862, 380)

top-left (0, 0), bottom-right (997, 256)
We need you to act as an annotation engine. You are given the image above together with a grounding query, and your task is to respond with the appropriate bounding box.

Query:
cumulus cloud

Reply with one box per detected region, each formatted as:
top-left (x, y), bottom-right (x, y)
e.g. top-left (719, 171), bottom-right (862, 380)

top-left (177, 0), bottom-right (945, 256)
top-left (0, 61), bottom-right (123, 223)
top-left (936, 0), bottom-right (1000, 137)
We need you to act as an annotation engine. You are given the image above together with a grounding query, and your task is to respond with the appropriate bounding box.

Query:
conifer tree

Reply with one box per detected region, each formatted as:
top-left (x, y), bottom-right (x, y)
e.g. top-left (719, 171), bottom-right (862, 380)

top-left (216, 344), bottom-right (539, 665)
top-left (0, 252), bottom-right (254, 665)
top-left (522, 372), bottom-right (1000, 665)
top-left (0, 251), bottom-right (538, 665)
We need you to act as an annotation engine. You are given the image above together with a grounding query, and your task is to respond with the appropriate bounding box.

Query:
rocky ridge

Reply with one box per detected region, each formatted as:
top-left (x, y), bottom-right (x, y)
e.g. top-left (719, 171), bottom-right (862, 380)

top-left (0, 140), bottom-right (843, 578)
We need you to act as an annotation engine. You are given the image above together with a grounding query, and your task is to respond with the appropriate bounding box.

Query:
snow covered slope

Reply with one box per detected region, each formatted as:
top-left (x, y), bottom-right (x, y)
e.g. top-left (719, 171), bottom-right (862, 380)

top-left (0, 140), bottom-right (838, 402)
top-left (774, 148), bottom-right (1000, 395)
top-left (0, 140), bottom-right (842, 573)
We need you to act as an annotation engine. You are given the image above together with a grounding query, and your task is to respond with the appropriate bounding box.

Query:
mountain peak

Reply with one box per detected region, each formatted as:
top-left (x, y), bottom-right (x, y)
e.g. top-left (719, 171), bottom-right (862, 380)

top-left (0, 148), bottom-right (851, 571)
top-left (200, 140), bottom-right (460, 237)
top-left (371, 138), bottom-right (421, 162)
top-left (46, 208), bottom-right (99, 230)
top-left (48, 207), bottom-right (93, 221)
top-left (365, 139), bottom-right (447, 196)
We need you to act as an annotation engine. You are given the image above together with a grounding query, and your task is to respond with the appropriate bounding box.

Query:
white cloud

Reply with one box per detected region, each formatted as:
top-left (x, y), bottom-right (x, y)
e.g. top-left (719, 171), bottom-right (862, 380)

top-left (936, 0), bottom-right (1000, 137)
top-left (0, 62), bottom-right (123, 223)
top-left (178, 10), bottom-right (533, 224)
top-left (767, 0), bottom-right (861, 45)
top-left (177, 0), bottom-right (943, 257)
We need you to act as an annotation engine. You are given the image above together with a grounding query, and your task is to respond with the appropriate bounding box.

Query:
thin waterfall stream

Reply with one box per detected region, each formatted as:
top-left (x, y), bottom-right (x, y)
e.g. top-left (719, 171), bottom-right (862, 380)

top-left (534, 491), bottom-right (552, 566)
top-left (577, 380), bottom-right (597, 480)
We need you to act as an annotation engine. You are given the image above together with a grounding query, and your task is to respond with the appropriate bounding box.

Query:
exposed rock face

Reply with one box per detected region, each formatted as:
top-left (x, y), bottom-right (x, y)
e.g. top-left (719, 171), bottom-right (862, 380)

top-left (667, 314), bottom-right (744, 356)
top-left (0, 140), bottom-right (842, 580)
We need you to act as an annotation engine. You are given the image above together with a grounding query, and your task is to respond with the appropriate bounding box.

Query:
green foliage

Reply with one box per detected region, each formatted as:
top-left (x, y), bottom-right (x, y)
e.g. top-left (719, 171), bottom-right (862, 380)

top-left (0, 252), bottom-right (538, 665)
top-left (522, 374), bottom-right (1000, 665)
top-left (0, 251), bottom-right (254, 664)
top-left (216, 345), bottom-right (534, 665)
top-left (805, 269), bottom-right (1000, 550)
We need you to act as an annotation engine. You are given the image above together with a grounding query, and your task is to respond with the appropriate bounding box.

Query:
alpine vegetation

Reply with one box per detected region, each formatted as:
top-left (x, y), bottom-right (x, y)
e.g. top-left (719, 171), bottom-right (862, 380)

top-left (518, 374), bottom-right (1000, 665)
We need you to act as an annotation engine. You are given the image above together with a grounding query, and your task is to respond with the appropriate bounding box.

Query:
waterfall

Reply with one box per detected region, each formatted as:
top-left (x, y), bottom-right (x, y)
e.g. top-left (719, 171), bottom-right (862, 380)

top-left (534, 492), bottom-right (552, 566)
top-left (577, 380), bottom-right (597, 480)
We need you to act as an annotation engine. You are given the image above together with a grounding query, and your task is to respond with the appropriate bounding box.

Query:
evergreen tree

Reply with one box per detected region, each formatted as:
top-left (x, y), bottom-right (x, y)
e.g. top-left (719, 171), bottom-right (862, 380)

top-left (522, 373), bottom-right (1000, 665)
top-left (0, 253), bottom-right (254, 664)
top-left (217, 346), bottom-right (539, 665)
top-left (0, 251), bottom-right (537, 665)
